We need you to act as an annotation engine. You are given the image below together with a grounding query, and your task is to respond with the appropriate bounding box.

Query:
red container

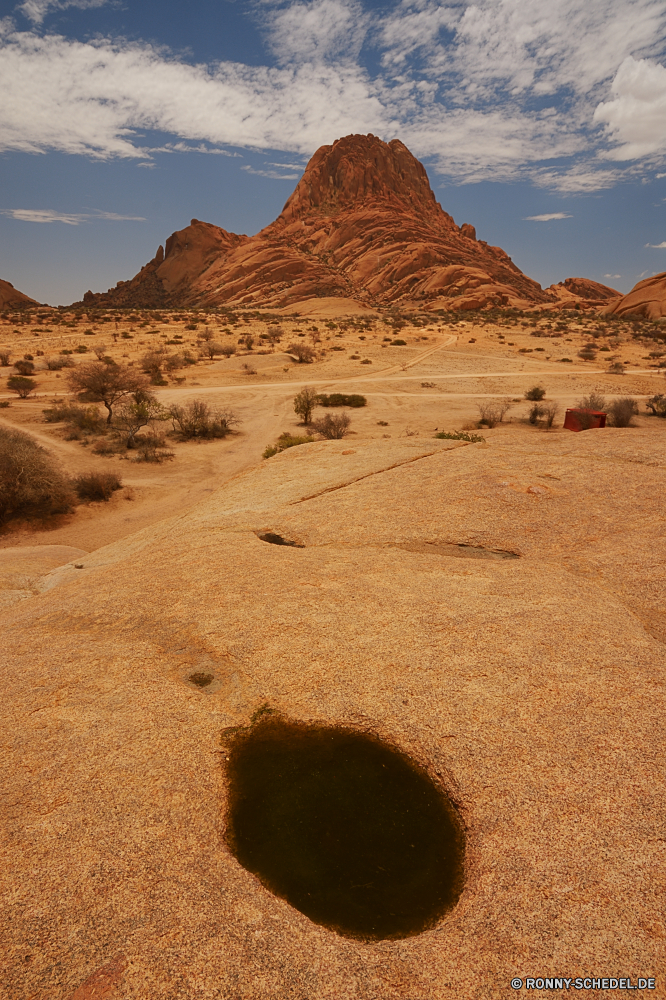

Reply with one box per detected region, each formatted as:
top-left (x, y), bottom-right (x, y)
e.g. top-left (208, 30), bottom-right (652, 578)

top-left (564, 408), bottom-right (607, 432)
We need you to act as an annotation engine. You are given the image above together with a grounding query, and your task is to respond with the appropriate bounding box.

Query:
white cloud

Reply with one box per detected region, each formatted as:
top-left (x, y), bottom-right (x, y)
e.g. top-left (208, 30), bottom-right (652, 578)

top-left (1, 208), bottom-right (145, 223)
top-left (594, 56), bottom-right (666, 159)
top-left (604, 273), bottom-right (622, 277)
top-left (241, 164), bottom-right (301, 179)
top-left (646, 240), bottom-right (666, 246)
top-left (524, 212), bottom-right (572, 221)
top-left (2, 0), bottom-right (666, 189)
top-left (18, 0), bottom-right (110, 26)
top-left (266, 0), bottom-right (369, 65)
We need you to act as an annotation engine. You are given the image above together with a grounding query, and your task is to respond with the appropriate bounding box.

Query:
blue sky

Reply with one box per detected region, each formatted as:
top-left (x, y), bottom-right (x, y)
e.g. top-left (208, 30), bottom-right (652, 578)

top-left (2, 0), bottom-right (666, 305)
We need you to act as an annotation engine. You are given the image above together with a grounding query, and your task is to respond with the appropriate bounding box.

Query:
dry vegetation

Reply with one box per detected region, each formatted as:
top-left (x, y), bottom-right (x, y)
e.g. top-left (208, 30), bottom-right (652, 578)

top-left (1, 301), bottom-right (665, 538)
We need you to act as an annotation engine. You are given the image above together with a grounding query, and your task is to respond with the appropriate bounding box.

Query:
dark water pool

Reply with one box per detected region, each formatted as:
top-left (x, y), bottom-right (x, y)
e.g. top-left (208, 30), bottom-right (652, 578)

top-left (224, 715), bottom-right (465, 940)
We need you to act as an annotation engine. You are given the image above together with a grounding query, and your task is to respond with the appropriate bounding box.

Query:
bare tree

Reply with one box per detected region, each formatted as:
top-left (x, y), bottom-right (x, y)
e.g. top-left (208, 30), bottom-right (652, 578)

top-left (477, 399), bottom-right (513, 428)
top-left (293, 387), bottom-right (318, 424)
top-left (199, 341), bottom-right (224, 360)
top-left (67, 361), bottom-right (149, 424)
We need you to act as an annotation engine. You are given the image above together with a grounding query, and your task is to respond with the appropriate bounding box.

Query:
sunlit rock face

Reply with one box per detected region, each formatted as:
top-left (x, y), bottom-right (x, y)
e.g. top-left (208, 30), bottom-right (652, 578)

top-left (76, 133), bottom-right (550, 312)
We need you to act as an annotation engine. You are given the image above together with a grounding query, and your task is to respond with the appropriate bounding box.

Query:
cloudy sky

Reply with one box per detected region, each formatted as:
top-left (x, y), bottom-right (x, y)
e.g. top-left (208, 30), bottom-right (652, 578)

top-left (1, 0), bottom-right (666, 304)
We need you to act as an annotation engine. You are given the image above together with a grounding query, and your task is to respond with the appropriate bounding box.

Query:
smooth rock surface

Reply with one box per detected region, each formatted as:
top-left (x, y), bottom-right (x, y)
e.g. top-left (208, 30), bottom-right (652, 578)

top-left (1, 429), bottom-right (664, 998)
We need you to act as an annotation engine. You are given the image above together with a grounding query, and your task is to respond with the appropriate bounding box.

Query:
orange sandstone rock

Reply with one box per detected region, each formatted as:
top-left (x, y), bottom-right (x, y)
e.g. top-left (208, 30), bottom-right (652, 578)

top-left (600, 271), bottom-right (666, 319)
top-left (77, 135), bottom-right (549, 311)
top-left (0, 277), bottom-right (40, 309)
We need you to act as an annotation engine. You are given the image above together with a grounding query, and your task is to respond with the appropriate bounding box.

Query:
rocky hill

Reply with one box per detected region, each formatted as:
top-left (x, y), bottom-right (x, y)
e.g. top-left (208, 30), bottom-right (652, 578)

top-left (545, 276), bottom-right (620, 308)
top-left (80, 134), bottom-right (552, 312)
top-left (0, 277), bottom-right (40, 310)
top-left (600, 271), bottom-right (666, 319)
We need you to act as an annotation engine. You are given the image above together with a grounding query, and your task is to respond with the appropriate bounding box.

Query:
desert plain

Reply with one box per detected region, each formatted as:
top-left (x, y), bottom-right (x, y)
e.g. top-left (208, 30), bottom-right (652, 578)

top-left (0, 296), bottom-right (665, 999)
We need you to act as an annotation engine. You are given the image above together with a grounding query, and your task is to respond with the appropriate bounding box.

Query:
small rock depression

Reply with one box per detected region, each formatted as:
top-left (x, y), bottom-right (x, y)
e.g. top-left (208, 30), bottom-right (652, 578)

top-left (257, 532), bottom-right (303, 548)
top-left (224, 714), bottom-right (465, 940)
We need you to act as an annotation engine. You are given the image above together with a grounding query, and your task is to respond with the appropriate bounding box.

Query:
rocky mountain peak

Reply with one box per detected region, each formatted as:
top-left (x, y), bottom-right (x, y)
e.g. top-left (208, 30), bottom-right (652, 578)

top-left (277, 133), bottom-right (457, 230)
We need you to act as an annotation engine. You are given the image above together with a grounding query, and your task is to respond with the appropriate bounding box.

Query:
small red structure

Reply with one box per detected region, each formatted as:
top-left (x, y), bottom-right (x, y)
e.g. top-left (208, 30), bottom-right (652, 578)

top-left (563, 408), bottom-right (607, 432)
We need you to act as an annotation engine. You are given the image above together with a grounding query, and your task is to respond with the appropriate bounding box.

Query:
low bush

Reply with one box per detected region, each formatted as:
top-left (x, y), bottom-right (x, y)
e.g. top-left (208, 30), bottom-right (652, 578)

top-left (0, 401), bottom-right (10, 409)
top-left (435, 430), bottom-right (485, 442)
top-left (46, 356), bottom-right (74, 370)
top-left (646, 394), bottom-right (666, 417)
top-left (477, 400), bottom-right (513, 428)
top-left (42, 400), bottom-right (106, 432)
top-left (524, 385), bottom-right (546, 401)
top-left (312, 412), bottom-right (351, 439)
top-left (317, 393), bottom-right (367, 408)
top-left (577, 392), bottom-right (606, 411)
top-left (7, 375), bottom-right (38, 398)
top-left (0, 351), bottom-right (10, 366)
top-left (169, 400), bottom-right (238, 439)
top-left (286, 342), bottom-right (315, 363)
top-left (263, 432), bottom-right (315, 458)
top-left (73, 471), bottom-right (123, 501)
top-left (607, 397), bottom-right (638, 427)
top-left (0, 426), bottom-right (76, 523)
top-left (391, 339), bottom-right (407, 346)
top-left (14, 360), bottom-right (35, 375)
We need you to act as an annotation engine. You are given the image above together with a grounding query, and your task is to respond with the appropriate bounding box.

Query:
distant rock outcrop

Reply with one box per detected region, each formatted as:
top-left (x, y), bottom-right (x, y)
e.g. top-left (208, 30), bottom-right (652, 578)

top-left (75, 134), bottom-right (555, 311)
top-left (0, 278), bottom-right (40, 310)
top-left (600, 272), bottom-right (666, 319)
top-left (545, 277), bottom-right (621, 310)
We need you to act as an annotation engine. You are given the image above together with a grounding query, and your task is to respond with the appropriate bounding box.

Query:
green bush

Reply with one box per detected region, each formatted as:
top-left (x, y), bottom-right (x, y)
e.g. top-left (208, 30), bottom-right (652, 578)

top-left (0, 426), bottom-right (76, 523)
top-left (391, 339), bottom-right (407, 346)
top-left (7, 375), bottom-right (37, 398)
top-left (316, 393), bottom-right (367, 408)
top-left (524, 386), bottom-right (546, 401)
top-left (263, 432), bottom-right (314, 458)
top-left (434, 430), bottom-right (485, 442)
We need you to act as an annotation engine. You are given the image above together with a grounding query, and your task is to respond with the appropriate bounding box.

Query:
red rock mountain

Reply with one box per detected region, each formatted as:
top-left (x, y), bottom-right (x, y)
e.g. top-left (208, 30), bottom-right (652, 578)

top-left (80, 134), bottom-right (597, 312)
top-left (545, 277), bottom-right (620, 307)
top-left (0, 278), bottom-right (40, 310)
top-left (600, 272), bottom-right (666, 319)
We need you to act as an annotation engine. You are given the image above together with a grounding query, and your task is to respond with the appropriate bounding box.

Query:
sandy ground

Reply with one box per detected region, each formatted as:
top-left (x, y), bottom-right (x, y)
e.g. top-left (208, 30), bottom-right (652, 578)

top-left (1, 307), bottom-right (665, 999)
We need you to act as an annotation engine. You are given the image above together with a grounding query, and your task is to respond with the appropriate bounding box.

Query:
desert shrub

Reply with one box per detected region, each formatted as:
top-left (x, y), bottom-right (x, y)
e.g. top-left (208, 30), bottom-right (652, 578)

top-left (286, 342), bottom-right (315, 363)
top-left (0, 351), bottom-right (10, 366)
top-left (607, 361), bottom-right (626, 374)
top-left (0, 426), bottom-right (76, 523)
top-left (14, 360), bottom-right (35, 375)
top-left (132, 432), bottom-right (175, 463)
top-left (263, 432), bottom-right (315, 458)
top-left (391, 339), bottom-right (407, 346)
top-left (220, 344), bottom-right (236, 357)
top-left (46, 356), bottom-right (74, 370)
top-left (646, 394), bottom-right (666, 417)
top-left (293, 386), bottom-right (318, 424)
top-left (311, 412), bottom-right (351, 439)
top-left (199, 341), bottom-right (224, 359)
top-left (169, 400), bottom-right (238, 439)
top-left (477, 400), bottom-right (513, 428)
top-left (115, 393), bottom-right (168, 447)
top-left (524, 385), bottom-right (546, 401)
top-left (317, 393), bottom-right (367, 408)
top-left (541, 402), bottom-right (560, 429)
top-left (266, 324), bottom-right (282, 345)
top-left (42, 400), bottom-right (105, 432)
top-left (528, 403), bottom-right (544, 425)
top-left (7, 375), bottom-right (38, 398)
top-left (73, 471), bottom-right (123, 501)
top-left (435, 430), bottom-right (485, 442)
top-left (577, 392), bottom-right (606, 411)
top-left (607, 397), bottom-right (638, 427)
top-left (0, 401), bottom-right (10, 408)
top-left (67, 362), bottom-right (149, 423)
